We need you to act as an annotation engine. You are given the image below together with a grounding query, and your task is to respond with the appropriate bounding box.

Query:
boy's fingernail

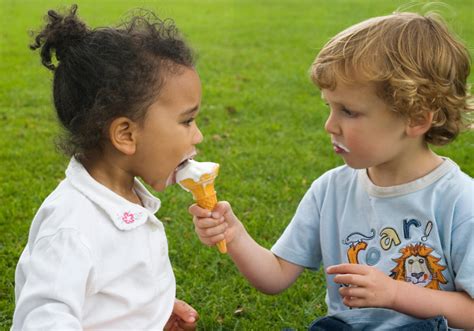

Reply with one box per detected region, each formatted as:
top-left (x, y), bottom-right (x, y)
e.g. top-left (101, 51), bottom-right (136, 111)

top-left (211, 212), bottom-right (220, 218)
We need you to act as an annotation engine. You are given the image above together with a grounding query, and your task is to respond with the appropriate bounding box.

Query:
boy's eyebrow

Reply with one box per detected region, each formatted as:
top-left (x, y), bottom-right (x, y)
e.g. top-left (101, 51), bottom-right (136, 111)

top-left (180, 105), bottom-right (199, 116)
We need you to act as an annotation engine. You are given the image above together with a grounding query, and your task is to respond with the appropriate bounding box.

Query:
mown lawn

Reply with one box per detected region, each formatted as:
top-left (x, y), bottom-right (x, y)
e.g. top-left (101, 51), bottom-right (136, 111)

top-left (0, 0), bottom-right (472, 329)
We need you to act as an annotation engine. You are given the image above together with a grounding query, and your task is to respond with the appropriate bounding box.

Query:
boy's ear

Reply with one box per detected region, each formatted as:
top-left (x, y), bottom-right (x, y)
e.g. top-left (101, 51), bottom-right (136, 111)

top-left (108, 117), bottom-right (138, 155)
top-left (405, 111), bottom-right (434, 138)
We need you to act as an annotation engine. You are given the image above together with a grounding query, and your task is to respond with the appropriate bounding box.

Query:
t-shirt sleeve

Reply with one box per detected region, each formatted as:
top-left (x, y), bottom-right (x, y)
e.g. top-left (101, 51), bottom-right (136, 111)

top-left (450, 181), bottom-right (474, 297)
top-left (271, 180), bottom-right (322, 270)
top-left (12, 229), bottom-right (94, 330)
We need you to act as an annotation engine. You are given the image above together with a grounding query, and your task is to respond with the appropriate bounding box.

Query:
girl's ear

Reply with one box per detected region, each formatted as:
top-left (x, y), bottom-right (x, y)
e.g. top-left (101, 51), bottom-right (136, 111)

top-left (108, 117), bottom-right (138, 155)
top-left (405, 111), bottom-right (434, 138)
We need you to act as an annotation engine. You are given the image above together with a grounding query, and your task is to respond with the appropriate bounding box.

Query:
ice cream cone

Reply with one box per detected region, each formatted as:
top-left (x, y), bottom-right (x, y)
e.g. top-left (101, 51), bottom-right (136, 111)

top-left (178, 163), bottom-right (227, 253)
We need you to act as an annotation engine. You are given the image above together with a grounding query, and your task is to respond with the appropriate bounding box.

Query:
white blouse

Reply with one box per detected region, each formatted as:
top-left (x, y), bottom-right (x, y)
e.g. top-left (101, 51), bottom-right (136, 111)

top-left (12, 157), bottom-right (175, 330)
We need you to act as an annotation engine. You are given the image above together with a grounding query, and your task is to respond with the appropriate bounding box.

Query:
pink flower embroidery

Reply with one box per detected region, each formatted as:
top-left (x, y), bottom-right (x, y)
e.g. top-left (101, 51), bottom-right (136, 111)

top-left (122, 212), bottom-right (135, 224)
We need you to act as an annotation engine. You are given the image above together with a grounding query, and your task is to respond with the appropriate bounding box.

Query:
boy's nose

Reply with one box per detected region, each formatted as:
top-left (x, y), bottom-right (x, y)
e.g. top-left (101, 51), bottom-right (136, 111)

top-left (324, 112), bottom-right (339, 135)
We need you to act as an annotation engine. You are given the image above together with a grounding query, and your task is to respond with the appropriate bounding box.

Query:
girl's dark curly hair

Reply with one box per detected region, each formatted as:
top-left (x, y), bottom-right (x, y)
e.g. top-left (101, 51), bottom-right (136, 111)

top-left (30, 5), bottom-right (195, 156)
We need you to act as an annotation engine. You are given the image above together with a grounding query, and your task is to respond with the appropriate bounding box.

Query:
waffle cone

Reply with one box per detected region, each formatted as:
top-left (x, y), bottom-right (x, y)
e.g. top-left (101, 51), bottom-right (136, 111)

top-left (196, 192), bottom-right (217, 211)
top-left (180, 174), bottom-right (227, 253)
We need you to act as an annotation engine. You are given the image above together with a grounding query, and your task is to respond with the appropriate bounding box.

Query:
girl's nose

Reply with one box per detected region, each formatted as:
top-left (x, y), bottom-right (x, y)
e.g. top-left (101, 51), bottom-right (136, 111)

top-left (193, 125), bottom-right (203, 145)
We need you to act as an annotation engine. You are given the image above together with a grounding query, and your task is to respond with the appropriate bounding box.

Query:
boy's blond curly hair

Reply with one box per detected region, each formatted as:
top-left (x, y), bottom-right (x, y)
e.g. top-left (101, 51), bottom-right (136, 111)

top-left (311, 12), bottom-right (473, 145)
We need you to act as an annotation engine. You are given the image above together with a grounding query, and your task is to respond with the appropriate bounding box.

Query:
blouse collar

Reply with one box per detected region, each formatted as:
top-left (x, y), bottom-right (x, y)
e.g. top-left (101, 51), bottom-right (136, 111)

top-left (65, 157), bottom-right (162, 231)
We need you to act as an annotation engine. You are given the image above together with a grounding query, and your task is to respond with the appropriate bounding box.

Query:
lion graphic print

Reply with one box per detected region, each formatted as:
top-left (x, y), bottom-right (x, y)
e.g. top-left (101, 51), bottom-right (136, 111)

top-left (390, 243), bottom-right (447, 290)
top-left (342, 219), bottom-right (448, 290)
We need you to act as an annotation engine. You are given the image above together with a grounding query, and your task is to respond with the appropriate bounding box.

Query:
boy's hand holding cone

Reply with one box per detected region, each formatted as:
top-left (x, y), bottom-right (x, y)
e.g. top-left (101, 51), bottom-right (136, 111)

top-left (176, 160), bottom-right (227, 253)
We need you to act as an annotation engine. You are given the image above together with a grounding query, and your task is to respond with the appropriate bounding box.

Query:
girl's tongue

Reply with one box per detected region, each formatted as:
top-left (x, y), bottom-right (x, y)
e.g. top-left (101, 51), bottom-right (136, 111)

top-left (166, 159), bottom-right (191, 187)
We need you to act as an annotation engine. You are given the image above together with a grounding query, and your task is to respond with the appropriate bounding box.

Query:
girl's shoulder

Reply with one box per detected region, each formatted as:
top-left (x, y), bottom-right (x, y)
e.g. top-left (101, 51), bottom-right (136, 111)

top-left (29, 179), bottom-right (102, 245)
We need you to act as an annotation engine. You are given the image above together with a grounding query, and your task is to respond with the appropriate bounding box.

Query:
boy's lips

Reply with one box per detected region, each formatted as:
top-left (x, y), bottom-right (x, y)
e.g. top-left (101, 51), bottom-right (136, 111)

top-left (332, 141), bottom-right (350, 153)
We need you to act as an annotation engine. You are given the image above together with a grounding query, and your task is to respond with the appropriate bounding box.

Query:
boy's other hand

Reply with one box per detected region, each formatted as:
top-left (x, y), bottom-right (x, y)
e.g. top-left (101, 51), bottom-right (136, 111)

top-left (189, 201), bottom-right (241, 248)
top-left (327, 263), bottom-right (399, 309)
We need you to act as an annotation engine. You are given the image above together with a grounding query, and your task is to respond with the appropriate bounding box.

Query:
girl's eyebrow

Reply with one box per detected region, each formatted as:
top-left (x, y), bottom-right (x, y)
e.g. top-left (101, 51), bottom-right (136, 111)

top-left (180, 105), bottom-right (199, 116)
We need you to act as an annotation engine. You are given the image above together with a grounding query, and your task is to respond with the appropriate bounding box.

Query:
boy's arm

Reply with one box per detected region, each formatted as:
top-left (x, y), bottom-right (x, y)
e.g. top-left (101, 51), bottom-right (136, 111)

top-left (228, 223), bottom-right (304, 294)
top-left (392, 279), bottom-right (474, 329)
top-left (190, 202), bottom-right (304, 294)
top-left (328, 263), bottom-right (474, 329)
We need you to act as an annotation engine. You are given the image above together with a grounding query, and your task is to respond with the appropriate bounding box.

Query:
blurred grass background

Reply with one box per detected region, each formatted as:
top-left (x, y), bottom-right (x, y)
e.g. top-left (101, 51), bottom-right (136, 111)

top-left (0, 0), bottom-right (472, 329)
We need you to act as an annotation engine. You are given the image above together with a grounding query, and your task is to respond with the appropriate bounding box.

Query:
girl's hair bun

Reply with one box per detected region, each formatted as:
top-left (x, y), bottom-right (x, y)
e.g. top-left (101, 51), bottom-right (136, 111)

top-left (30, 4), bottom-right (88, 71)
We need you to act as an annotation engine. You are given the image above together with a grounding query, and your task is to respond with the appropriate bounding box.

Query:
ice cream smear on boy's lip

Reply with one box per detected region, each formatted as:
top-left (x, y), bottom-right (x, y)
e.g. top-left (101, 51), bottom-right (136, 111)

top-left (175, 160), bottom-right (219, 191)
top-left (332, 141), bottom-right (350, 153)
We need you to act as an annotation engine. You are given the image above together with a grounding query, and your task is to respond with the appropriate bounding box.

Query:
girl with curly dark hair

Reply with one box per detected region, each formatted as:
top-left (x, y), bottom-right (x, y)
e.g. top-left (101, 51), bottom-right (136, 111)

top-left (13, 5), bottom-right (202, 329)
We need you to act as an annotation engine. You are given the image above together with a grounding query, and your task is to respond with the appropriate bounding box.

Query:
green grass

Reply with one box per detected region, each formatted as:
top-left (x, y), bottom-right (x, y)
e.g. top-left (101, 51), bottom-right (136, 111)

top-left (1, 0), bottom-right (472, 329)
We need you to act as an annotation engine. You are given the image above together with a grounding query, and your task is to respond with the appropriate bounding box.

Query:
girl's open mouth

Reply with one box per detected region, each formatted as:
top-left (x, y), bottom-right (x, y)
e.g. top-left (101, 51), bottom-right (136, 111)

top-left (176, 158), bottom-right (191, 171)
top-left (168, 153), bottom-right (196, 186)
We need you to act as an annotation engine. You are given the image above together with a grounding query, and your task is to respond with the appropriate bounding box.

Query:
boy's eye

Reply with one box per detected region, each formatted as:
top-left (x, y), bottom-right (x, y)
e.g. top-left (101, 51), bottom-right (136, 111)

top-left (341, 107), bottom-right (357, 118)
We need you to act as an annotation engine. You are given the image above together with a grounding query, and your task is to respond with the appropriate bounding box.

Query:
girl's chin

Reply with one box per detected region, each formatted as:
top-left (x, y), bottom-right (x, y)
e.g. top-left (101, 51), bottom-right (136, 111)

top-left (151, 182), bottom-right (167, 192)
top-left (163, 171), bottom-right (178, 189)
top-left (142, 177), bottom-right (168, 192)
top-left (156, 162), bottom-right (188, 191)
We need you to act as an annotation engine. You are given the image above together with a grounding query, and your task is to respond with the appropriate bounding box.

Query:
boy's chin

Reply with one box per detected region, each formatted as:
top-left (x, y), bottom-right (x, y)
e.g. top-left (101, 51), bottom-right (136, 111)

top-left (342, 158), bottom-right (366, 170)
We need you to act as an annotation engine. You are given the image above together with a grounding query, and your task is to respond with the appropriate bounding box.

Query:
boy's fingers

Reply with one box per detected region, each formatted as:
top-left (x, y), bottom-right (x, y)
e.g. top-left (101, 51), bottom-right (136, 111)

top-left (193, 216), bottom-right (225, 229)
top-left (327, 263), bottom-right (369, 275)
top-left (333, 274), bottom-right (367, 287)
top-left (194, 217), bottom-right (227, 237)
top-left (210, 233), bottom-right (226, 244)
top-left (339, 286), bottom-right (366, 299)
top-left (201, 222), bottom-right (227, 238)
top-left (188, 204), bottom-right (212, 218)
top-left (189, 201), bottom-right (233, 220)
top-left (211, 201), bottom-right (231, 218)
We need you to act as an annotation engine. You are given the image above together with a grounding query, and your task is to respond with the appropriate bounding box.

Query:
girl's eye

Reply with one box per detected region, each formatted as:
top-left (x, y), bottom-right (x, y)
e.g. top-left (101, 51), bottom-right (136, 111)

top-left (182, 118), bottom-right (195, 126)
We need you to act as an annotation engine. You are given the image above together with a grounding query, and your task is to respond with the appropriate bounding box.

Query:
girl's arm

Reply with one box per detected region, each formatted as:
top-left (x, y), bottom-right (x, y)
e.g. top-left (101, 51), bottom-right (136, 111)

top-left (13, 230), bottom-right (92, 330)
top-left (190, 202), bottom-right (304, 294)
top-left (328, 263), bottom-right (474, 329)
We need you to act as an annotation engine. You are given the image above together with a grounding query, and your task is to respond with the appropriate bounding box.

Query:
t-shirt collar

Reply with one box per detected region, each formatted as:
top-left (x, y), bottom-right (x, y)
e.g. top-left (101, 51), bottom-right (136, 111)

top-left (65, 157), bottom-right (162, 230)
top-left (358, 157), bottom-right (457, 198)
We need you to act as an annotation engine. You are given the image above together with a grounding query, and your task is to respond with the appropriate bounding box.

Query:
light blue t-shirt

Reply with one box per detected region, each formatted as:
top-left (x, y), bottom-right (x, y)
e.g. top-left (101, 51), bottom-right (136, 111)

top-left (272, 158), bottom-right (473, 329)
